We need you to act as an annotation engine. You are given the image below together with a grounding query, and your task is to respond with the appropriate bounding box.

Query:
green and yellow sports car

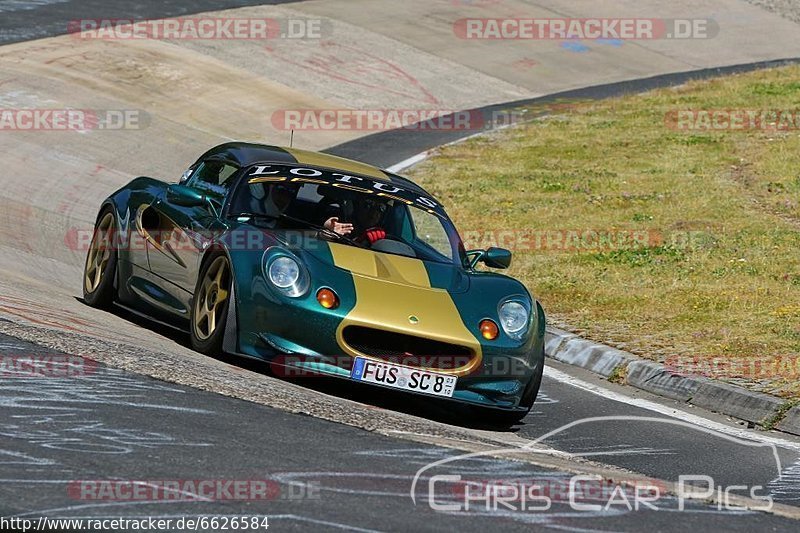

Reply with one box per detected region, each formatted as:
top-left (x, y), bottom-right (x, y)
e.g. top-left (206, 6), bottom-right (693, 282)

top-left (83, 143), bottom-right (545, 422)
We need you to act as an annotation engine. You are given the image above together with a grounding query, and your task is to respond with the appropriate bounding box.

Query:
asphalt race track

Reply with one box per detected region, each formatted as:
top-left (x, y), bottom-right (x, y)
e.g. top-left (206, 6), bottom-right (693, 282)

top-left (0, 0), bottom-right (299, 45)
top-left (5, 333), bottom-right (800, 531)
top-left (1, 1), bottom-right (800, 531)
top-left (4, 329), bottom-right (800, 532)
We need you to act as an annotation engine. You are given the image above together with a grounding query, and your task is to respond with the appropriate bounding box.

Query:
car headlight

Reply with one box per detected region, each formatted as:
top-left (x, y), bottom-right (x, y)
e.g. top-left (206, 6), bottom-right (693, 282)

top-left (269, 257), bottom-right (299, 288)
top-left (264, 252), bottom-right (309, 297)
top-left (498, 300), bottom-right (530, 339)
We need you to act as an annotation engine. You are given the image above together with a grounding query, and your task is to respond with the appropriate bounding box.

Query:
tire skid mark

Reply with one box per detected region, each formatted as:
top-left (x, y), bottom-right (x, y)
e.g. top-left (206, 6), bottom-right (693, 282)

top-left (0, 295), bottom-right (140, 344)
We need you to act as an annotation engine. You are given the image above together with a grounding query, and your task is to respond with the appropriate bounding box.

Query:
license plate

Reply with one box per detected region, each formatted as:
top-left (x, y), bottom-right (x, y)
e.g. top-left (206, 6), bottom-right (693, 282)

top-left (350, 357), bottom-right (457, 398)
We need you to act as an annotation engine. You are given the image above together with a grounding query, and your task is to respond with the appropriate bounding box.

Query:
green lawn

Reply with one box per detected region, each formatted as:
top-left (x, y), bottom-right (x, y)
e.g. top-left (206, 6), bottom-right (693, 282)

top-left (408, 65), bottom-right (800, 398)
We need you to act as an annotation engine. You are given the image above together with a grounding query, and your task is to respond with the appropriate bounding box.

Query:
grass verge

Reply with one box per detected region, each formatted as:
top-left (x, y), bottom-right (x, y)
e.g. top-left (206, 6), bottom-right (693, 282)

top-left (409, 65), bottom-right (800, 398)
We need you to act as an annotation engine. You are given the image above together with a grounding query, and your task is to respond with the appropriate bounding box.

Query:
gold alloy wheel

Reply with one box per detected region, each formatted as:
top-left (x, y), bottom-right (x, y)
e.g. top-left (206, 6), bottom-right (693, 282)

top-left (84, 212), bottom-right (115, 294)
top-left (194, 256), bottom-right (230, 341)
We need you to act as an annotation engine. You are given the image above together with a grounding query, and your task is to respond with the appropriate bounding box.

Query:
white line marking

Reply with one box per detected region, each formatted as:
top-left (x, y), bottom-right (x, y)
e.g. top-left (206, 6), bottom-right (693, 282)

top-left (0, 0), bottom-right (69, 14)
top-left (386, 152), bottom-right (427, 173)
top-left (384, 117), bottom-right (521, 174)
top-left (544, 366), bottom-right (800, 452)
top-left (11, 499), bottom-right (194, 518)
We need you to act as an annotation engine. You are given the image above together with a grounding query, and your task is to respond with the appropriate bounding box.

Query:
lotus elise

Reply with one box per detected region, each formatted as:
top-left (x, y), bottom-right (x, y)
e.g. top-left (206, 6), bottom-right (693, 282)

top-left (83, 143), bottom-right (546, 422)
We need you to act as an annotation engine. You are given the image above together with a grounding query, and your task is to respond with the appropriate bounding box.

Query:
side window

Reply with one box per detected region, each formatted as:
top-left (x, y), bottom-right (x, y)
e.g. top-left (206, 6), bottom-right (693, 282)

top-left (399, 206), bottom-right (414, 242)
top-left (186, 161), bottom-right (239, 199)
top-left (409, 208), bottom-right (453, 261)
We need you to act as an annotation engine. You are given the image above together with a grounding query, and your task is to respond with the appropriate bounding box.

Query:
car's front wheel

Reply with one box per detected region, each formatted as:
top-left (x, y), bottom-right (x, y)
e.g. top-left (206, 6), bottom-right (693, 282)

top-left (83, 209), bottom-right (118, 309)
top-left (190, 253), bottom-right (232, 355)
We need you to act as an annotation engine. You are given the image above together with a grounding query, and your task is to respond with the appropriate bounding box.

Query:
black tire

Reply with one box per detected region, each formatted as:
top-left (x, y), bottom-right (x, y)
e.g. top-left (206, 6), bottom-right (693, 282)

top-left (475, 348), bottom-right (545, 427)
top-left (83, 208), bottom-right (118, 309)
top-left (190, 253), bottom-right (232, 355)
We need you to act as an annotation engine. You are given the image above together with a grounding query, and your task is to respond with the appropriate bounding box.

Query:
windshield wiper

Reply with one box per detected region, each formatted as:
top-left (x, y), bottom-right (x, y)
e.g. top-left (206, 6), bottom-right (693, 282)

top-left (230, 212), bottom-right (363, 248)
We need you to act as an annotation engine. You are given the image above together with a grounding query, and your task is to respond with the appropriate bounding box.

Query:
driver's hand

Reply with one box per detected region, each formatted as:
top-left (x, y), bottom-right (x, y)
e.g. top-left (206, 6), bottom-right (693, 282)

top-left (365, 228), bottom-right (386, 243)
top-left (324, 217), bottom-right (354, 236)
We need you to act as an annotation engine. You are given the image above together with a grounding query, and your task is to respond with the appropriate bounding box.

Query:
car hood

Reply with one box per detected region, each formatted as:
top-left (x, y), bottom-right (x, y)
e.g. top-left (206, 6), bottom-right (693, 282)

top-left (265, 231), bottom-right (488, 375)
top-left (306, 241), bottom-right (481, 375)
top-left (227, 225), bottom-right (470, 293)
top-left (299, 239), bottom-right (471, 294)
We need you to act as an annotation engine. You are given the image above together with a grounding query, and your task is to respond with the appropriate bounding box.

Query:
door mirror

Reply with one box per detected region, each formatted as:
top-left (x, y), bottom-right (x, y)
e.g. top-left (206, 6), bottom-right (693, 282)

top-left (482, 247), bottom-right (512, 269)
top-left (167, 184), bottom-right (207, 208)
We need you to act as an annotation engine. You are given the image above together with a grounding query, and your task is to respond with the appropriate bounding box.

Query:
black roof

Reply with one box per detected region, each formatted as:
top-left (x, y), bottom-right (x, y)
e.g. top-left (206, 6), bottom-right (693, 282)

top-left (195, 142), bottom-right (432, 198)
top-left (197, 142), bottom-right (297, 167)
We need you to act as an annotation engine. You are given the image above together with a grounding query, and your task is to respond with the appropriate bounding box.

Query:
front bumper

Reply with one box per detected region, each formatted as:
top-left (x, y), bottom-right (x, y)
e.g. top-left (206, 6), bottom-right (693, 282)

top-left (229, 251), bottom-right (546, 410)
top-left (239, 326), bottom-right (544, 411)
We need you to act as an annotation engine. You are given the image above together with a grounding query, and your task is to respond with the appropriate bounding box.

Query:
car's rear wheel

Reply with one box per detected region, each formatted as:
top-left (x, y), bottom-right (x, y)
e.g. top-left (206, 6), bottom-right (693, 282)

top-left (83, 209), bottom-right (118, 309)
top-left (190, 253), bottom-right (232, 355)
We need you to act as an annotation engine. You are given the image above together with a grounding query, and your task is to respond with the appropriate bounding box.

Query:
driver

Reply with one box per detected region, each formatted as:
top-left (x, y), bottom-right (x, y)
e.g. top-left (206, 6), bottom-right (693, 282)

top-left (324, 197), bottom-right (387, 244)
top-left (247, 182), bottom-right (299, 228)
top-left (264, 183), bottom-right (298, 218)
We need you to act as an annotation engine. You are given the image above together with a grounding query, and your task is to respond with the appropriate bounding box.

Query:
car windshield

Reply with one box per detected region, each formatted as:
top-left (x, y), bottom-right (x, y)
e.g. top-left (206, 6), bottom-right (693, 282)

top-left (227, 164), bottom-right (465, 265)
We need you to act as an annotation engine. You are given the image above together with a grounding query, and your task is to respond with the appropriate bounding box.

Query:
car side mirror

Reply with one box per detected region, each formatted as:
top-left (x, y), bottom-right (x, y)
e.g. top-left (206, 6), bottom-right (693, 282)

top-left (167, 184), bottom-right (207, 208)
top-left (466, 247), bottom-right (512, 269)
top-left (482, 247), bottom-right (512, 269)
